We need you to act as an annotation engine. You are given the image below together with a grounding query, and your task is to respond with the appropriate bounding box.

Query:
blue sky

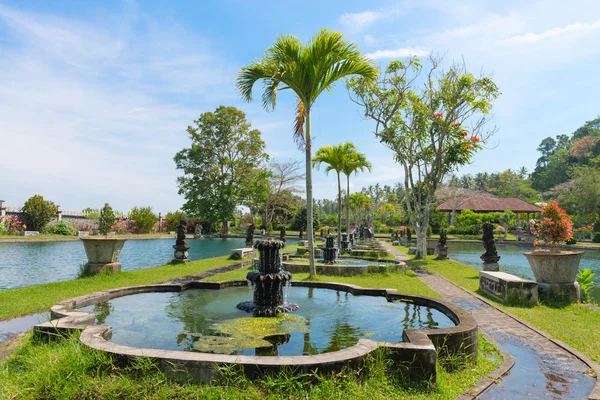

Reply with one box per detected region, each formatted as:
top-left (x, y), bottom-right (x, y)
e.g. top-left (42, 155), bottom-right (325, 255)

top-left (1, 0), bottom-right (600, 213)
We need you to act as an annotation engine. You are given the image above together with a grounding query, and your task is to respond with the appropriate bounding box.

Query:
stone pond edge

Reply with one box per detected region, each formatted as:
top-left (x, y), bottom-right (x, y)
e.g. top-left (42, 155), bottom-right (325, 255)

top-left (34, 280), bottom-right (479, 383)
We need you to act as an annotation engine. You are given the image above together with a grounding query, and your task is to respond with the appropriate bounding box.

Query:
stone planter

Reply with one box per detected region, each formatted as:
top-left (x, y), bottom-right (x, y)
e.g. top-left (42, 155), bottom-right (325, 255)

top-left (81, 237), bottom-right (127, 274)
top-left (524, 250), bottom-right (583, 283)
top-left (524, 250), bottom-right (584, 302)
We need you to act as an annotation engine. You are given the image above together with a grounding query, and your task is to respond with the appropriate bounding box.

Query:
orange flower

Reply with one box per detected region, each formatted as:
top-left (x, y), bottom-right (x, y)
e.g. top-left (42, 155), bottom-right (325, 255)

top-left (467, 144), bottom-right (473, 150)
top-left (453, 122), bottom-right (460, 127)
top-left (460, 131), bottom-right (468, 136)
top-left (470, 136), bottom-right (480, 142)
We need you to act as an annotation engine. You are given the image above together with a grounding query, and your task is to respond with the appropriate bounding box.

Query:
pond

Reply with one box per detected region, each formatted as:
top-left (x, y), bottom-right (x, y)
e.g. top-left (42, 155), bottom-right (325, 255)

top-left (79, 286), bottom-right (455, 356)
top-left (0, 238), bottom-right (297, 291)
top-left (449, 242), bottom-right (600, 302)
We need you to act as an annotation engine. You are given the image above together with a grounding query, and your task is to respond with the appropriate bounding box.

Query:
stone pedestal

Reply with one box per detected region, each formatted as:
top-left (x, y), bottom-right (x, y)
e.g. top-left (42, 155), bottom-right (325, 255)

top-left (434, 245), bottom-right (448, 260)
top-left (21, 231), bottom-right (39, 236)
top-left (538, 282), bottom-right (581, 303)
top-left (172, 244), bottom-right (190, 263)
top-left (482, 263), bottom-right (500, 272)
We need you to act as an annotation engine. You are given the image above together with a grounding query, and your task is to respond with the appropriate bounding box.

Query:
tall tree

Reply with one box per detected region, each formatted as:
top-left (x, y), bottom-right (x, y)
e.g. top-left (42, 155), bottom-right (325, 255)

top-left (313, 142), bottom-right (361, 247)
top-left (174, 106), bottom-right (269, 234)
top-left (261, 160), bottom-right (304, 231)
top-left (349, 56), bottom-right (500, 258)
top-left (237, 29), bottom-right (377, 276)
top-left (342, 150), bottom-right (371, 234)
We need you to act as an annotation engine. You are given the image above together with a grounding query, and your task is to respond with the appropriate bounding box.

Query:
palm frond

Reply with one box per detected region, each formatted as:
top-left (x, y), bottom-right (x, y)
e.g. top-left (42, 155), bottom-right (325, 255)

top-left (293, 99), bottom-right (306, 150)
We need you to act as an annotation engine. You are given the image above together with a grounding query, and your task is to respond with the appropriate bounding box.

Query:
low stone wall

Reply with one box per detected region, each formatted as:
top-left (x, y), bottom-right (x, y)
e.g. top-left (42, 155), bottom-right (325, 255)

top-left (37, 280), bottom-right (479, 384)
top-left (282, 258), bottom-right (405, 276)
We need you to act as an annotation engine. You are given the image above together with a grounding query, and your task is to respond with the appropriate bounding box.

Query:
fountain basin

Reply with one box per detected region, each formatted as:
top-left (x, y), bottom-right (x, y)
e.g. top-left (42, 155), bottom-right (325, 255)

top-left (37, 280), bottom-right (478, 383)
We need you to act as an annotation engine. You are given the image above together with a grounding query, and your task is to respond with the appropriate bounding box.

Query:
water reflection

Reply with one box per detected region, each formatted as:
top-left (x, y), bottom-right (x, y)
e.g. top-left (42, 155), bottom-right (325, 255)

top-left (80, 287), bottom-right (455, 356)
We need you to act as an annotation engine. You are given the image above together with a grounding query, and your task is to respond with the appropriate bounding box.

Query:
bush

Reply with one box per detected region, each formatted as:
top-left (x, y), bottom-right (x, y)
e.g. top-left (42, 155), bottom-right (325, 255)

top-left (536, 201), bottom-right (573, 245)
top-left (45, 221), bottom-right (77, 236)
top-left (130, 206), bottom-right (157, 234)
top-left (21, 194), bottom-right (58, 232)
top-left (165, 210), bottom-right (186, 232)
top-left (593, 235), bottom-right (600, 243)
top-left (566, 237), bottom-right (577, 245)
top-left (447, 225), bottom-right (482, 235)
top-left (456, 209), bottom-right (482, 228)
top-left (291, 206), bottom-right (319, 232)
top-left (99, 203), bottom-right (116, 235)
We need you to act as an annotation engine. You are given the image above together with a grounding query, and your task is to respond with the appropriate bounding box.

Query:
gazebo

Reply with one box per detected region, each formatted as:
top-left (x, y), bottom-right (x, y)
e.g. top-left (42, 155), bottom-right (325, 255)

top-left (437, 197), bottom-right (542, 225)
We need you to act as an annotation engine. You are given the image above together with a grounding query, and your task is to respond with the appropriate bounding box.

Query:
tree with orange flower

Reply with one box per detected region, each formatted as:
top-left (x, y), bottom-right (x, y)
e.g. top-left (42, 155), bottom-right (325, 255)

top-left (536, 201), bottom-right (573, 246)
top-left (348, 55), bottom-right (500, 258)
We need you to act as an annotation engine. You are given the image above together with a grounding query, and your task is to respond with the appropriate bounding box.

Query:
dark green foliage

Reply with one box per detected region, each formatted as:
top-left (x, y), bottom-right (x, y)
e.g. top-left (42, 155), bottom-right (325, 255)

top-left (291, 206), bottom-right (319, 232)
top-left (98, 203), bottom-right (116, 235)
top-left (593, 235), bottom-right (600, 243)
top-left (566, 237), bottom-right (577, 245)
top-left (165, 211), bottom-right (186, 232)
top-left (577, 269), bottom-right (596, 303)
top-left (174, 106), bottom-right (269, 234)
top-left (130, 206), bottom-right (157, 234)
top-left (21, 194), bottom-right (58, 232)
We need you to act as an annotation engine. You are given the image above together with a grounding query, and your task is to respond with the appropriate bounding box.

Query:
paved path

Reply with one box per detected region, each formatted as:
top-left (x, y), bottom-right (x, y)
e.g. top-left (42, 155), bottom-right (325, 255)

top-left (383, 242), bottom-right (596, 400)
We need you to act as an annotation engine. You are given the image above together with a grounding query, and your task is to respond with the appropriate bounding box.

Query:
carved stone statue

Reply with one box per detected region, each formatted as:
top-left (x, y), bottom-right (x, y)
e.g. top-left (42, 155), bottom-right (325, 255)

top-left (298, 229), bottom-right (304, 240)
top-left (245, 224), bottom-right (255, 247)
top-left (176, 220), bottom-right (188, 246)
top-left (435, 229), bottom-right (448, 260)
top-left (279, 226), bottom-right (286, 245)
top-left (172, 220), bottom-right (190, 263)
top-left (194, 224), bottom-right (203, 239)
top-left (407, 229), bottom-right (412, 242)
top-left (481, 223), bottom-right (500, 269)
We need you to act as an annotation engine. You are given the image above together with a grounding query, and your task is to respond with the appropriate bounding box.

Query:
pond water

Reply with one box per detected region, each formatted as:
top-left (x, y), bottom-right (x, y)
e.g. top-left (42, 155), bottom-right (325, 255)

top-left (449, 243), bottom-right (600, 301)
top-left (0, 238), bottom-right (297, 291)
top-left (80, 286), bottom-right (455, 356)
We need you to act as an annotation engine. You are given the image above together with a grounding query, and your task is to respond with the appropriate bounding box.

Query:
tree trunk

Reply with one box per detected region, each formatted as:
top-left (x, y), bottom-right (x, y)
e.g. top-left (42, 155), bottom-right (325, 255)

top-left (337, 171), bottom-right (342, 248)
top-left (221, 220), bottom-right (229, 235)
top-left (415, 226), bottom-right (427, 259)
top-left (305, 110), bottom-right (316, 277)
top-left (450, 209), bottom-right (456, 226)
top-left (346, 175), bottom-right (351, 234)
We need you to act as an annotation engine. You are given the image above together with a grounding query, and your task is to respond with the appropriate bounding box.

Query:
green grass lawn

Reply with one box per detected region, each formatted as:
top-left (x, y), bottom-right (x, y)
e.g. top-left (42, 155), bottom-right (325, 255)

top-left (392, 244), bottom-right (600, 364)
top-left (0, 330), bottom-right (501, 400)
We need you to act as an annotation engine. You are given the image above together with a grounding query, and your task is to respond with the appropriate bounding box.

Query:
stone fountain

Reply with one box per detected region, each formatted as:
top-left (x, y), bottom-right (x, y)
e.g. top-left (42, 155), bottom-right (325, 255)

top-left (323, 234), bottom-right (339, 264)
top-left (340, 233), bottom-right (351, 252)
top-left (237, 240), bottom-right (298, 317)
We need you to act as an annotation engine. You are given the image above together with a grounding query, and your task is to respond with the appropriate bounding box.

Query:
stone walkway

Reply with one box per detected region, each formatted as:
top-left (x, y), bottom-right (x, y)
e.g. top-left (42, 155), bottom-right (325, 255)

top-left (382, 242), bottom-right (597, 400)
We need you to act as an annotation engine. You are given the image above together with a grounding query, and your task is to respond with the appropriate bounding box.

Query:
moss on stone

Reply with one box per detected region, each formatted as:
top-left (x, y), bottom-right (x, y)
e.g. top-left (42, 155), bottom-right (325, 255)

top-left (193, 314), bottom-right (308, 354)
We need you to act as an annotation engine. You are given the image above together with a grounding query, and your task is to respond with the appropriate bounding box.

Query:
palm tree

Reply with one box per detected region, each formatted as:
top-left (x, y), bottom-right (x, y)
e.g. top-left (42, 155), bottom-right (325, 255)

top-left (237, 29), bottom-right (377, 277)
top-left (313, 142), bottom-right (357, 247)
top-left (342, 151), bottom-right (371, 235)
top-left (350, 193), bottom-right (371, 228)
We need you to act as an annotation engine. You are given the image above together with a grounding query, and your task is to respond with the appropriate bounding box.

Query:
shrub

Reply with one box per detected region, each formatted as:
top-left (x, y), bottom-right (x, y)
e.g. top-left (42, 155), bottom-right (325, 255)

top-left (593, 235), bottom-right (600, 243)
top-left (165, 210), bottom-right (186, 232)
top-left (99, 203), bottom-right (116, 235)
top-left (130, 206), bottom-right (157, 234)
top-left (291, 206), bottom-right (319, 232)
top-left (45, 220), bottom-right (76, 236)
top-left (577, 269), bottom-right (596, 303)
top-left (447, 225), bottom-right (482, 235)
top-left (566, 237), bottom-right (577, 245)
top-left (536, 201), bottom-right (573, 245)
top-left (456, 209), bottom-right (482, 228)
top-left (21, 194), bottom-right (58, 232)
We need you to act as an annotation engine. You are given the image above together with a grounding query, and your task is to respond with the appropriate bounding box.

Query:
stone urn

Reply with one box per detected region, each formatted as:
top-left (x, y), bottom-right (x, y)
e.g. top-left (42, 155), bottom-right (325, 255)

top-left (524, 250), bottom-right (584, 302)
top-left (81, 237), bottom-right (127, 274)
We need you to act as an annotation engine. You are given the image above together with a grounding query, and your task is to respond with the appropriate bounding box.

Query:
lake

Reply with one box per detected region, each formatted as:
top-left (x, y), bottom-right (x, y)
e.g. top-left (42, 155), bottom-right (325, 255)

top-left (0, 237), bottom-right (297, 291)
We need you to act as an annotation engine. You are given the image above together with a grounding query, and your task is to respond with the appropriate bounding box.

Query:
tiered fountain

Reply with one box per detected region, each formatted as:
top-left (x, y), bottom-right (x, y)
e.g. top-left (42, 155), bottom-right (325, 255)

top-left (237, 240), bottom-right (298, 317)
top-left (323, 234), bottom-right (339, 264)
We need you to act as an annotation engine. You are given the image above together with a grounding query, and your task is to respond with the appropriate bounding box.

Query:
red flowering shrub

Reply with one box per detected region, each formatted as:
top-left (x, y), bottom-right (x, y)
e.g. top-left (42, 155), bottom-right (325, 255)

top-left (536, 201), bottom-right (573, 245)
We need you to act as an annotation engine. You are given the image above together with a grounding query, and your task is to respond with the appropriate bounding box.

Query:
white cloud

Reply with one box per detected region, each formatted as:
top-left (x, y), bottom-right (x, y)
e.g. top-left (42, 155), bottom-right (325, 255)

top-left (366, 47), bottom-right (429, 60)
top-left (364, 34), bottom-right (375, 45)
top-left (339, 11), bottom-right (384, 31)
top-left (0, 5), bottom-right (237, 213)
top-left (496, 19), bottom-right (600, 46)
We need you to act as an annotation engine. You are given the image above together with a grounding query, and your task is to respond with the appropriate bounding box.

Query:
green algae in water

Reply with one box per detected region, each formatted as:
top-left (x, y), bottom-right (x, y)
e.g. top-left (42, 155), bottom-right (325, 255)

top-left (193, 314), bottom-right (308, 354)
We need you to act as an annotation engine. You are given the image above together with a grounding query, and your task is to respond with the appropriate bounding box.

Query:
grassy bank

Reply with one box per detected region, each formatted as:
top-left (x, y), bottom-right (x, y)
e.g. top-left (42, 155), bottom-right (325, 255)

top-left (393, 244), bottom-right (600, 364)
top-left (0, 233), bottom-right (177, 242)
top-left (0, 330), bottom-right (500, 400)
